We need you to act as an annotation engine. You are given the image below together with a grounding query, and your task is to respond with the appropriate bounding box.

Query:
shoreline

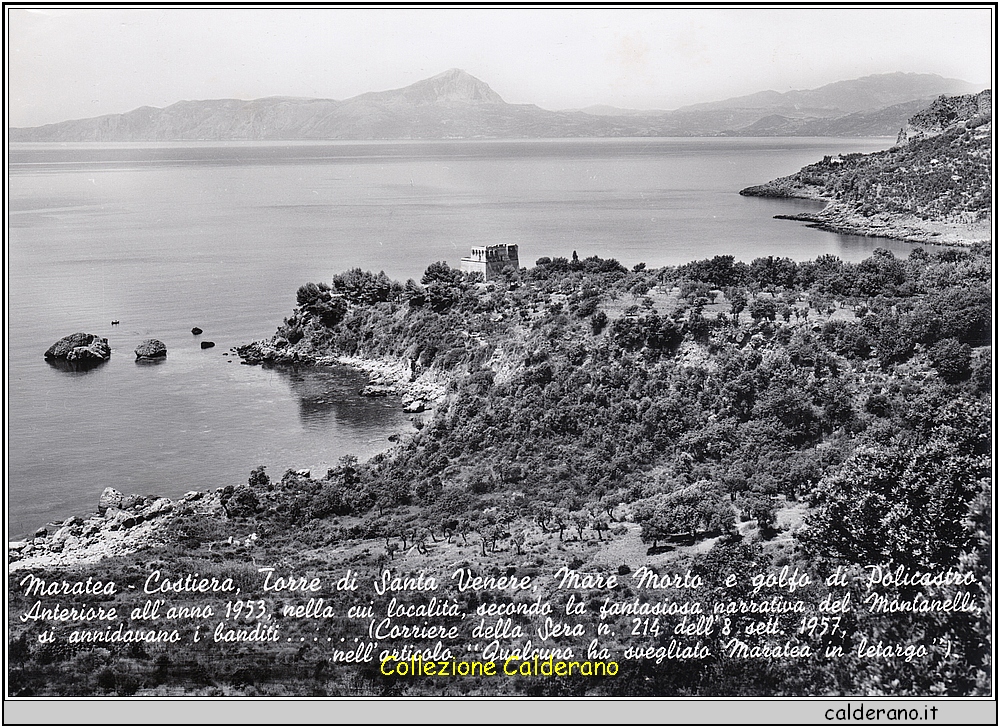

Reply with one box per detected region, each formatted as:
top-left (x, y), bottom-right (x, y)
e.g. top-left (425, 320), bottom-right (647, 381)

top-left (8, 491), bottom-right (213, 573)
top-left (7, 351), bottom-right (452, 571)
top-left (774, 202), bottom-right (991, 248)
top-left (742, 183), bottom-right (990, 248)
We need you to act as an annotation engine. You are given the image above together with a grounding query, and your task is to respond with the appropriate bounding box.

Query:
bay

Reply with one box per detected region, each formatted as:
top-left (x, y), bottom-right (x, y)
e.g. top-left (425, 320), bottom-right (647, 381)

top-left (7, 138), bottom-right (915, 536)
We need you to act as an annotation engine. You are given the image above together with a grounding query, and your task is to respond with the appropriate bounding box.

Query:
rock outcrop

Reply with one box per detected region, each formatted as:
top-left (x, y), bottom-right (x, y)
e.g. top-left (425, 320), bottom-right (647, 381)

top-left (8, 489), bottom-right (191, 571)
top-left (200, 341), bottom-right (216, 349)
top-left (896, 89), bottom-right (992, 144)
top-left (98, 487), bottom-right (124, 515)
top-left (191, 327), bottom-right (203, 335)
top-left (44, 333), bottom-right (111, 363)
top-left (135, 339), bottom-right (167, 359)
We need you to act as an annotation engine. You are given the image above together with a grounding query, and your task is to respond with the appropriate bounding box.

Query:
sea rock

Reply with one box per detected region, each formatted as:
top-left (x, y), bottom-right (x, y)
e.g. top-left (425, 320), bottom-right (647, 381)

top-left (235, 341), bottom-right (317, 366)
top-left (34, 527), bottom-right (48, 539)
top-left (181, 490), bottom-right (203, 502)
top-left (201, 341), bottom-right (216, 349)
top-left (44, 333), bottom-right (111, 362)
top-left (360, 384), bottom-right (393, 397)
top-left (98, 487), bottom-right (124, 515)
top-left (403, 399), bottom-right (426, 413)
top-left (191, 327), bottom-right (203, 335)
top-left (135, 339), bottom-right (167, 359)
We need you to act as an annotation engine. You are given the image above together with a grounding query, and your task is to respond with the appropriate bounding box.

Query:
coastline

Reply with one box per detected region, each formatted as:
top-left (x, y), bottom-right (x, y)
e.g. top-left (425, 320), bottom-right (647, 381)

top-left (741, 182), bottom-right (991, 248)
top-left (7, 352), bottom-right (451, 572)
top-left (8, 491), bottom-right (215, 573)
top-left (774, 201), bottom-right (992, 248)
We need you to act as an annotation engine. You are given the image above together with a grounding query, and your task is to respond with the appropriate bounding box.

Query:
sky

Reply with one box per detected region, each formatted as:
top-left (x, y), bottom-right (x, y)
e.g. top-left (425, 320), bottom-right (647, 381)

top-left (6, 6), bottom-right (994, 128)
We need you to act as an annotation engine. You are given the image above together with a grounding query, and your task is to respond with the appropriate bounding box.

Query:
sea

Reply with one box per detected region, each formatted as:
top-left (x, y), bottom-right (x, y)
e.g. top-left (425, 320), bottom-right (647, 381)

top-left (7, 137), bottom-right (916, 537)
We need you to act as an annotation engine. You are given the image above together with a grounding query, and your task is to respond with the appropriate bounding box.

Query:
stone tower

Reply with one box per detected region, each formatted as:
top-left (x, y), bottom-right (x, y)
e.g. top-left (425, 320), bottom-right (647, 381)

top-left (460, 244), bottom-right (519, 281)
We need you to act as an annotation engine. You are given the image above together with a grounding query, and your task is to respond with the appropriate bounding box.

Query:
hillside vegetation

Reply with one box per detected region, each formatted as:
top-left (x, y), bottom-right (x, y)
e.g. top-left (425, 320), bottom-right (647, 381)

top-left (10, 244), bottom-right (991, 697)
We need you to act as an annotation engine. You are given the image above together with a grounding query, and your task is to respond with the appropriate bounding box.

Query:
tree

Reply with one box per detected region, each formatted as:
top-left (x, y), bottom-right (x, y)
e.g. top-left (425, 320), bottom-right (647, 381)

top-left (634, 484), bottom-right (735, 546)
top-left (248, 465), bottom-right (270, 489)
top-left (725, 287), bottom-right (748, 318)
top-left (748, 297), bottom-right (777, 322)
top-left (591, 311), bottom-right (609, 335)
top-left (224, 486), bottom-right (260, 519)
top-left (928, 337), bottom-right (972, 383)
top-left (800, 398), bottom-right (989, 568)
top-left (740, 493), bottom-right (778, 536)
top-left (750, 256), bottom-right (797, 291)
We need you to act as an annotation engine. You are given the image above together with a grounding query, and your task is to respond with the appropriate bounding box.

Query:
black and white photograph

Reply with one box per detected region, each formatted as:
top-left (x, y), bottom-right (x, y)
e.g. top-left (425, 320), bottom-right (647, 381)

top-left (4, 4), bottom-right (995, 722)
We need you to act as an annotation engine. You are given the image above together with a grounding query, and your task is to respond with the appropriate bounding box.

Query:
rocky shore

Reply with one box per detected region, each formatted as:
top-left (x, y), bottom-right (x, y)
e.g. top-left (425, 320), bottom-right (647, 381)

top-left (741, 182), bottom-right (990, 247)
top-left (8, 488), bottom-right (216, 572)
top-left (773, 202), bottom-right (991, 247)
top-left (236, 340), bottom-right (450, 407)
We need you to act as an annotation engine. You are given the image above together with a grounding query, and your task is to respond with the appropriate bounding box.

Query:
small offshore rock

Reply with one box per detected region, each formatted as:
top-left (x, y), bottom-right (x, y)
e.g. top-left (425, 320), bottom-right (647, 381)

top-left (135, 339), bottom-right (167, 359)
top-left (295, 469), bottom-right (311, 478)
top-left (191, 327), bottom-right (203, 335)
top-left (201, 341), bottom-right (216, 349)
top-left (181, 490), bottom-right (203, 502)
top-left (44, 332), bottom-right (111, 362)
top-left (99, 487), bottom-right (124, 516)
top-left (33, 528), bottom-right (48, 539)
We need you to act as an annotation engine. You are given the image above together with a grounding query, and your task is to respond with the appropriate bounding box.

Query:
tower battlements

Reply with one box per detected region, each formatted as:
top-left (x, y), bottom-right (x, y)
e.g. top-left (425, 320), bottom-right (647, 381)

top-left (460, 244), bottom-right (519, 281)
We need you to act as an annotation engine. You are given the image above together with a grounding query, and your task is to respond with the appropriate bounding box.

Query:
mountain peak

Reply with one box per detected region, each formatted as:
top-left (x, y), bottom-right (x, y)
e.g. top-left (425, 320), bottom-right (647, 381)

top-left (383, 69), bottom-right (505, 105)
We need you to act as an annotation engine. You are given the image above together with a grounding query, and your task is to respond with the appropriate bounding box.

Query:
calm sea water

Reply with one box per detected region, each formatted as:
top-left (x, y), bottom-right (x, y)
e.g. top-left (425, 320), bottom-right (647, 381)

top-left (7, 138), bottom-right (914, 537)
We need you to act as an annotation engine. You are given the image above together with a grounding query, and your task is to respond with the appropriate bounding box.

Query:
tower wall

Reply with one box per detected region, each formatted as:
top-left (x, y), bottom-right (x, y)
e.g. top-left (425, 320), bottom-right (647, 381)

top-left (460, 244), bottom-right (519, 281)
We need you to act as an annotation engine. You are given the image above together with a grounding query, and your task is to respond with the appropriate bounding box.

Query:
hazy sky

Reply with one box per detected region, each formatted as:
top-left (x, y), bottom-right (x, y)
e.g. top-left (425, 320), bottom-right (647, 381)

top-left (7, 6), bottom-right (994, 127)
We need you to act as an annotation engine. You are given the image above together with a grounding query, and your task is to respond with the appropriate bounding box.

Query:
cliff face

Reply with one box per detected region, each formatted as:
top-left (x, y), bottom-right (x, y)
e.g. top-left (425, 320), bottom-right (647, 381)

top-left (740, 91), bottom-right (992, 246)
top-left (896, 89), bottom-right (992, 144)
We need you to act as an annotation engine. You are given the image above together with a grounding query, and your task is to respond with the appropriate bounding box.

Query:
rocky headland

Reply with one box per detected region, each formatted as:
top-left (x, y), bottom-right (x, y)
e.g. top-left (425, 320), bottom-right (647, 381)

top-left (741, 90), bottom-right (992, 247)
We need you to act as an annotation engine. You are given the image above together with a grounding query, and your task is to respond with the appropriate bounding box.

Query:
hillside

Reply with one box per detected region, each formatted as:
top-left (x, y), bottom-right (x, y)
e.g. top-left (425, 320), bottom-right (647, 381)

top-left (10, 71), bottom-right (976, 142)
top-left (740, 90), bottom-right (992, 245)
top-left (9, 245), bottom-right (991, 696)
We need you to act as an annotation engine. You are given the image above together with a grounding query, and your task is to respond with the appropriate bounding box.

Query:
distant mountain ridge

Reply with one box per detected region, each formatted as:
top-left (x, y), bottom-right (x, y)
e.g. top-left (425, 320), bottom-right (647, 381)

top-left (9, 69), bottom-right (981, 142)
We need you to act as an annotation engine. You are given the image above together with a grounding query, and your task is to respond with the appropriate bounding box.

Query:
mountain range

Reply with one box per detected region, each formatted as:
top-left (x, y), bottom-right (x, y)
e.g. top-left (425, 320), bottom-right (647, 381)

top-left (9, 68), bottom-right (980, 142)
